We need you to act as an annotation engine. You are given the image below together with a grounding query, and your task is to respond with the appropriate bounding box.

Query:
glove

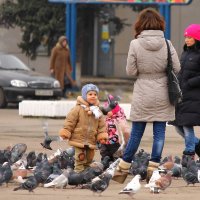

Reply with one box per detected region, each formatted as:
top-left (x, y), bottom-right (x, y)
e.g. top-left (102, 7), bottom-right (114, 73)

top-left (90, 106), bottom-right (102, 119)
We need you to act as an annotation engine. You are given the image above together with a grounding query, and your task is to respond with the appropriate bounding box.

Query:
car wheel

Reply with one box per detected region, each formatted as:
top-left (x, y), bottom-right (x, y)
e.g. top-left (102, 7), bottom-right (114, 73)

top-left (0, 88), bottom-right (7, 108)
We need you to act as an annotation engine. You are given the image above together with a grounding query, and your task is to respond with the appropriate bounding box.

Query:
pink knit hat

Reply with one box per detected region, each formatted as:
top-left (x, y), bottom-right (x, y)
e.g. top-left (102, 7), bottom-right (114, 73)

top-left (184, 24), bottom-right (200, 41)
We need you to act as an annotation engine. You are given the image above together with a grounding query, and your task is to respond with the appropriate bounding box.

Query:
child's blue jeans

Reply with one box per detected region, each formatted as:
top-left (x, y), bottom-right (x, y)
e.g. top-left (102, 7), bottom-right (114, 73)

top-left (175, 126), bottom-right (199, 153)
top-left (123, 121), bottom-right (166, 163)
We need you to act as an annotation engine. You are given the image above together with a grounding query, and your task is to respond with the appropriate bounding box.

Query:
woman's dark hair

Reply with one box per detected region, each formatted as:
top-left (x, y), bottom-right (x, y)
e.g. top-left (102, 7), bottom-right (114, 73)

top-left (134, 8), bottom-right (165, 38)
top-left (183, 40), bottom-right (200, 51)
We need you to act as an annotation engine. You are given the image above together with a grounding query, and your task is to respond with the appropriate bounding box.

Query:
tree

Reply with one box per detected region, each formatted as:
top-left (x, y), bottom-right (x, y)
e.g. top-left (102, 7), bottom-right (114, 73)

top-left (0, 0), bottom-right (65, 59)
top-left (0, 0), bottom-right (131, 59)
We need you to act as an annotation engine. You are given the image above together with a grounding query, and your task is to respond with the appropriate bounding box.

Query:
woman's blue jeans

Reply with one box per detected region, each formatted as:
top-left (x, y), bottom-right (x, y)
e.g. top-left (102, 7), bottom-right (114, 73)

top-left (175, 126), bottom-right (199, 153)
top-left (122, 121), bottom-right (166, 163)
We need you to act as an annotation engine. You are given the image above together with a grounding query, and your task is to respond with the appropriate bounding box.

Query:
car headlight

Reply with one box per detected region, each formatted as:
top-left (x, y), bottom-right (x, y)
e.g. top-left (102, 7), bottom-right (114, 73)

top-left (11, 80), bottom-right (28, 87)
top-left (53, 80), bottom-right (60, 88)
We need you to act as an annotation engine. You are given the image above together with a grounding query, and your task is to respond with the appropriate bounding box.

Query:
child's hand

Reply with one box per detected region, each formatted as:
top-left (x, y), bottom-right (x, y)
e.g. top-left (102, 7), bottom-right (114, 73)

top-left (107, 111), bottom-right (113, 117)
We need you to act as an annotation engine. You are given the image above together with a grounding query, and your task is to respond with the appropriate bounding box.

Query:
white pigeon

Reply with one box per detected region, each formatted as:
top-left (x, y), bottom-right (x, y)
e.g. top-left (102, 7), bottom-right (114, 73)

top-left (13, 176), bottom-right (25, 184)
top-left (43, 168), bottom-right (71, 189)
top-left (198, 169), bottom-right (200, 182)
top-left (144, 169), bottom-right (161, 193)
top-left (47, 148), bottom-right (62, 161)
top-left (119, 174), bottom-right (141, 197)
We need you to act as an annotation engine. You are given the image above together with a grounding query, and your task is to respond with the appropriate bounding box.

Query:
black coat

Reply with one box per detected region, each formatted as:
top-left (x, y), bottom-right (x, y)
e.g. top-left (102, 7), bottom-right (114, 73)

top-left (175, 44), bottom-right (200, 126)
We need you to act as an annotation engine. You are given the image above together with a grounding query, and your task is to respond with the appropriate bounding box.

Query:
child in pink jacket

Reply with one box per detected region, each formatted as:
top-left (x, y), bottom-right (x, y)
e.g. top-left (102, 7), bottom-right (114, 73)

top-left (100, 95), bottom-right (130, 162)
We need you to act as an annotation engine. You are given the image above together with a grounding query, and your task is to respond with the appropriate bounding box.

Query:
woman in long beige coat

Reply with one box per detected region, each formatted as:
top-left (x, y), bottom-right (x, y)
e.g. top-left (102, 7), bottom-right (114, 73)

top-left (113, 8), bottom-right (180, 184)
top-left (50, 36), bottom-right (74, 93)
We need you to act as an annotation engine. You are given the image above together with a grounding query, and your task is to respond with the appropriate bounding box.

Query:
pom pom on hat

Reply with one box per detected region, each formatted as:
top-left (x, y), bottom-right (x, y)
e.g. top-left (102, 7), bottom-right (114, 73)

top-left (81, 83), bottom-right (99, 101)
top-left (184, 24), bottom-right (200, 41)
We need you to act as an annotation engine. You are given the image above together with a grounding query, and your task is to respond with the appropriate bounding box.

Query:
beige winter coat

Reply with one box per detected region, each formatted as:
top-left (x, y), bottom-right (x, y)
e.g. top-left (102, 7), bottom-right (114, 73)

top-left (126, 30), bottom-right (180, 122)
top-left (59, 96), bottom-right (108, 149)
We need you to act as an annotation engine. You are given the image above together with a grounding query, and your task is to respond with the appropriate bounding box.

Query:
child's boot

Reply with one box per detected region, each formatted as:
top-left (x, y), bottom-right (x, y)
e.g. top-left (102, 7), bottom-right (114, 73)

top-left (112, 158), bottom-right (131, 184)
top-left (146, 161), bottom-right (160, 183)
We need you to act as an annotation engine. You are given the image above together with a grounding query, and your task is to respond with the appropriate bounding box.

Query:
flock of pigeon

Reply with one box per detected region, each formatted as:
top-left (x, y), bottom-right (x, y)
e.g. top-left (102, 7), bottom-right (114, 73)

top-left (1, 143), bottom-right (200, 197)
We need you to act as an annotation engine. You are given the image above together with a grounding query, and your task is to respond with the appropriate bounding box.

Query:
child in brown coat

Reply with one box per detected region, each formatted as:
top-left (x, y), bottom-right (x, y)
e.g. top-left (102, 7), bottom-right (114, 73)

top-left (59, 84), bottom-right (108, 172)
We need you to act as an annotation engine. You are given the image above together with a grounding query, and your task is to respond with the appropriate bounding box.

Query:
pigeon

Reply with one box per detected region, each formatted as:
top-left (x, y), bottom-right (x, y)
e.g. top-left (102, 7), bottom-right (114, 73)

top-left (35, 153), bottom-right (45, 166)
top-left (48, 148), bottom-right (62, 161)
top-left (64, 147), bottom-right (75, 157)
top-left (130, 149), bottom-right (149, 180)
top-left (0, 162), bottom-right (13, 186)
top-left (80, 162), bottom-right (104, 184)
top-left (171, 156), bottom-right (182, 179)
top-left (181, 159), bottom-right (200, 186)
top-left (40, 121), bottom-right (62, 150)
top-left (119, 174), bottom-right (141, 197)
top-left (13, 175), bottom-right (39, 192)
top-left (12, 162), bottom-right (30, 179)
top-left (130, 159), bottom-right (147, 181)
top-left (26, 151), bottom-right (37, 169)
top-left (57, 149), bottom-right (75, 169)
top-left (82, 158), bottom-right (119, 194)
top-left (83, 171), bottom-right (113, 195)
top-left (43, 168), bottom-right (71, 189)
top-left (11, 153), bottom-right (27, 170)
top-left (159, 155), bottom-right (174, 170)
top-left (145, 169), bottom-right (161, 188)
top-left (34, 155), bottom-right (53, 184)
top-left (0, 147), bottom-right (11, 164)
top-left (9, 143), bottom-right (27, 164)
top-left (182, 167), bottom-right (199, 185)
top-left (40, 122), bottom-right (53, 150)
top-left (44, 162), bottom-right (62, 184)
top-left (101, 156), bottom-right (112, 170)
top-left (68, 170), bottom-right (85, 186)
top-left (13, 175), bottom-right (26, 184)
top-left (155, 171), bottom-right (172, 191)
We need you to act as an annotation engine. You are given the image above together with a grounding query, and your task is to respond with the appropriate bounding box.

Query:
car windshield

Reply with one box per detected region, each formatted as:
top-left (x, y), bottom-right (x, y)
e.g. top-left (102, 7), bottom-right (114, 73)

top-left (0, 55), bottom-right (30, 71)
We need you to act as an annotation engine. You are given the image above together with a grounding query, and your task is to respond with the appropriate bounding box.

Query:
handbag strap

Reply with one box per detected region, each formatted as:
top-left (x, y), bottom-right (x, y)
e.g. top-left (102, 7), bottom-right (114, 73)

top-left (165, 39), bottom-right (173, 71)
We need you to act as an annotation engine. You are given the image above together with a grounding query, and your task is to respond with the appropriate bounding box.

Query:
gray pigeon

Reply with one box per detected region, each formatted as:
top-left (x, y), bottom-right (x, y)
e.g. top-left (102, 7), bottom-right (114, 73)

top-left (83, 171), bottom-right (113, 195)
top-left (0, 162), bottom-right (13, 186)
top-left (171, 156), bottom-right (182, 179)
top-left (0, 148), bottom-right (11, 164)
top-left (43, 168), bottom-right (71, 189)
top-left (26, 151), bottom-right (37, 169)
top-left (182, 168), bottom-right (198, 185)
top-left (13, 175), bottom-right (39, 192)
top-left (40, 122), bottom-right (62, 150)
top-left (34, 155), bottom-right (53, 184)
top-left (10, 143), bottom-right (27, 164)
top-left (182, 160), bottom-right (199, 186)
top-left (68, 170), bottom-right (85, 186)
top-left (80, 162), bottom-right (104, 184)
top-left (40, 122), bottom-right (53, 150)
top-left (44, 162), bottom-right (62, 184)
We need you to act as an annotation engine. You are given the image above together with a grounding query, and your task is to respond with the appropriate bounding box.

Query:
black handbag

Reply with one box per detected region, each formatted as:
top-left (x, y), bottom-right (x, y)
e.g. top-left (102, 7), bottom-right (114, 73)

top-left (165, 39), bottom-right (182, 106)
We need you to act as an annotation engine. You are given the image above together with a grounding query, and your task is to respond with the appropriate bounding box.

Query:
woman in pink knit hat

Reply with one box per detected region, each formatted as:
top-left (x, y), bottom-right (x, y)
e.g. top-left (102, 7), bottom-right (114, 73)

top-left (170, 24), bottom-right (200, 167)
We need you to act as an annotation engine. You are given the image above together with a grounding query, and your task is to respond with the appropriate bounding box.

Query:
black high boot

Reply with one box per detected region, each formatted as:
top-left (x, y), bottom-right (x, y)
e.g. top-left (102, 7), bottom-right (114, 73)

top-left (195, 140), bottom-right (200, 157)
top-left (182, 151), bottom-right (195, 168)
